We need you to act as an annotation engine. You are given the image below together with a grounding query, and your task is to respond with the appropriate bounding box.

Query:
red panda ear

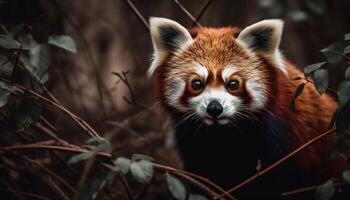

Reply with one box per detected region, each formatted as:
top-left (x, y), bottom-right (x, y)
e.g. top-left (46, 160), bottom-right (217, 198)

top-left (237, 19), bottom-right (286, 74)
top-left (148, 17), bottom-right (193, 76)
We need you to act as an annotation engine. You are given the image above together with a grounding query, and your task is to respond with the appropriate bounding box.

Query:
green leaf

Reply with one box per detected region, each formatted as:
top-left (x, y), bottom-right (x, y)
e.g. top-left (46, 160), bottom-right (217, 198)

top-left (304, 61), bottom-right (326, 75)
top-left (0, 34), bottom-right (21, 49)
top-left (289, 83), bottom-right (306, 111)
top-left (20, 44), bottom-right (51, 84)
top-left (67, 151), bottom-right (95, 165)
top-left (304, 0), bottom-right (326, 15)
top-left (345, 33), bottom-right (350, 41)
top-left (337, 80), bottom-right (350, 107)
top-left (18, 34), bottom-right (38, 50)
top-left (11, 95), bottom-right (42, 131)
top-left (29, 44), bottom-right (51, 82)
top-left (320, 42), bottom-right (344, 65)
top-left (0, 55), bottom-right (14, 78)
top-left (130, 160), bottom-right (153, 183)
top-left (345, 67), bottom-right (350, 80)
top-left (343, 170), bottom-right (350, 183)
top-left (313, 69), bottom-right (329, 94)
top-left (166, 173), bottom-right (186, 200)
top-left (315, 179), bottom-right (335, 200)
top-left (86, 137), bottom-right (112, 153)
top-left (115, 157), bottom-right (131, 174)
top-left (293, 83), bottom-right (306, 99)
top-left (344, 45), bottom-right (350, 54)
top-left (48, 35), bottom-right (77, 53)
top-left (132, 153), bottom-right (154, 162)
top-left (0, 81), bottom-right (11, 107)
top-left (189, 194), bottom-right (208, 200)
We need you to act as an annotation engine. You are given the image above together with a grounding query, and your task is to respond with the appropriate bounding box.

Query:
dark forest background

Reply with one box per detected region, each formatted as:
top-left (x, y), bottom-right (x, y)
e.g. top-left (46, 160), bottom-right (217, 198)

top-left (0, 0), bottom-right (350, 199)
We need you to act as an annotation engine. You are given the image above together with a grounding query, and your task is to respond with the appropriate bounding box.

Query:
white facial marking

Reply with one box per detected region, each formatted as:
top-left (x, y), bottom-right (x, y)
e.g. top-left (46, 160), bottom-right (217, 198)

top-left (189, 87), bottom-right (242, 125)
top-left (194, 66), bottom-right (209, 81)
top-left (221, 67), bottom-right (237, 82)
top-left (166, 78), bottom-right (186, 111)
top-left (246, 78), bottom-right (268, 109)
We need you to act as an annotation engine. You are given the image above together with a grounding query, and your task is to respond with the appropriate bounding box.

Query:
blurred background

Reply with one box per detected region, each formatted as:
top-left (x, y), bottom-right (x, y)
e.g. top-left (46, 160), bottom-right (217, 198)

top-left (0, 0), bottom-right (350, 199)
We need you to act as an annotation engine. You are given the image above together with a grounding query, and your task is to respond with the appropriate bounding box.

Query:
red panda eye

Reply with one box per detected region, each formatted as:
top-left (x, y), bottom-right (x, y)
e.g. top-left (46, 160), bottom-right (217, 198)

top-left (227, 80), bottom-right (239, 90)
top-left (191, 80), bottom-right (204, 90)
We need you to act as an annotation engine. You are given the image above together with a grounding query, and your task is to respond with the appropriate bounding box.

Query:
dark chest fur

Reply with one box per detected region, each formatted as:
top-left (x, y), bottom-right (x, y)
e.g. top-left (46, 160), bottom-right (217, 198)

top-left (173, 115), bottom-right (311, 198)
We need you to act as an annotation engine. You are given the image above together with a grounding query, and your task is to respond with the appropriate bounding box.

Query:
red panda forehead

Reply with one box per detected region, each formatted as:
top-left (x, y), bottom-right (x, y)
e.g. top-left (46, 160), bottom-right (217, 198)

top-left (182, 28), bottom-right (251, 70)
top-left (164, 27), bottom-right (263, 87)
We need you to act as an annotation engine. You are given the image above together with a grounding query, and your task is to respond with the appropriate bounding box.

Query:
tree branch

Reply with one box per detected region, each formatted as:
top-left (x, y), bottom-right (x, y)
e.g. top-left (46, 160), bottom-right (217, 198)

top-left (216, 127), bottom-right (336, 199)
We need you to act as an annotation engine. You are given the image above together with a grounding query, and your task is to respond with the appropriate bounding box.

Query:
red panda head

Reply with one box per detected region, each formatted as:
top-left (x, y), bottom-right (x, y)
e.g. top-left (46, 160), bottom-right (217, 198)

top-left (149, 17), bottom-right (286, 125)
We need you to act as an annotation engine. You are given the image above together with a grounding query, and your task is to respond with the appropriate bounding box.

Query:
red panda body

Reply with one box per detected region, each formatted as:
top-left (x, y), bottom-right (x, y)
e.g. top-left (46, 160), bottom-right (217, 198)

top-left (148, 18), bottom-right (337, 198)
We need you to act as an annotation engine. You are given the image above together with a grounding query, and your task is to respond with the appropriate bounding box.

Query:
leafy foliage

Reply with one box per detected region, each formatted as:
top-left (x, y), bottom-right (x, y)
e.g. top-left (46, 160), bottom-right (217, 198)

top-left (315, 179), bottom-right (335, 200)
top-left (337, 80), bottom-right (350, 108)
top-left (304, 61), bottom-right (326, 76)
top-left (48, 35), bottom-right (77, 53)
top-left (343, 170), bottom-right (350, 183)
top-left (320, 42), bottom-right (343, 65)
top-left (0, 55), bottom-right (14, 78)
top-left (115, 157), bottom-right (131, 174)
top-left (86, 137), bottom-right (112, 153)
top-left (166, 173), bottom-right (187, 200)
top-left (68, 151), bottom-right (96, 165)
top-left (11, 94), bottom-right (42, 132)
top-left (288, 32), bottom-right (350, 200)
top-left (0, 81), bottom-right (13, 107)
top-left (0, 34), bottom-right (21, 49)
top-left (313, 69), bottom-right (329, 94)
top-left (130, 159), bottom-right (154, 183)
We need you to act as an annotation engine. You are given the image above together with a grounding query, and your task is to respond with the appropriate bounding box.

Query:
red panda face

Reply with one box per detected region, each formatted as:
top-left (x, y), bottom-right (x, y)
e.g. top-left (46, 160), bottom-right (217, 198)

top-left (149, 18), bottom-right (285, 125)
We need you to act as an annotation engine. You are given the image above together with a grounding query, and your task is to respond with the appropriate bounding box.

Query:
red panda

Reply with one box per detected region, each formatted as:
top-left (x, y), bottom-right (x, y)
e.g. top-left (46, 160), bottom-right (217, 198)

top-left (148, 17), bottom-right (338, 198)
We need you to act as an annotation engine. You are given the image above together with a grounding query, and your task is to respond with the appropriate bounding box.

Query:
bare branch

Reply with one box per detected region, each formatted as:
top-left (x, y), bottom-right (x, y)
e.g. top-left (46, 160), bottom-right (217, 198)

top-left (173, 0), bottom-right (202, 27)
top-left (216, 127), bottom-right (336, 199)
top-left (0, 188), bottom-right (52, 200)
top-left (193, 0), bottom-right (213, 27)
top-left (0, 143), bottom-right (230, 199)
top-left (0, 77), bottom-right (101, 138)
top-left (123, 0), bottom-right (150, 31)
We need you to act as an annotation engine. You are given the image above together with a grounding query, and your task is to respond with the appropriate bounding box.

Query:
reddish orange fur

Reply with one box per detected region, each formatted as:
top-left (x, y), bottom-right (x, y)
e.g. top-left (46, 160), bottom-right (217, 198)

top-left (155, 27), bottom-right (338, 181)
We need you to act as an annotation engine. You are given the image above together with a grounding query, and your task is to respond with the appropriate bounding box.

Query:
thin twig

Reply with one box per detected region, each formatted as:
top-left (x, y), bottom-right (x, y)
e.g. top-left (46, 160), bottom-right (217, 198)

top-left (0, 188), bottom-right (52, 200)
top-left (173, 0), bottom-right (202, 27)
top-left (9, 153), bottom-right (76, 194)
top-left (119, 173), bottom-right (135, 200)
top-left (33, 123), bottom-right (68, 145)
top-left (73, 151), bottom-right (98, 200)
top-left (193, 0), bottom-right (213, 27)
top-left (281, 181), bottom-right (345, 197)
top-left (0, 144), bottom-right (227, 199)
top-left (0, 77), bottom-right (100, 138)
top-left (216, 127), bottom-right (336, 199)
top-left (124, 0), bottom-right (150, 30)
top-left (0, 144), bottom-right (111, 158)
top-left (43, 176), bottom-right (71, 200)
top-left (112, 71), bottom-right (153, 111)
top-left (152, 163), bottom-right (236, 200)
top-left (64, 14), bottom-right (107, 117)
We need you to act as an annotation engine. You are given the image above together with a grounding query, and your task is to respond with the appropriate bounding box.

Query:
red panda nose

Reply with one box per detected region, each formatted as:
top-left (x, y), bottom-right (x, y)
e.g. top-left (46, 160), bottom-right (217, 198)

top-left (206, 100), bottom-right (223, 118)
